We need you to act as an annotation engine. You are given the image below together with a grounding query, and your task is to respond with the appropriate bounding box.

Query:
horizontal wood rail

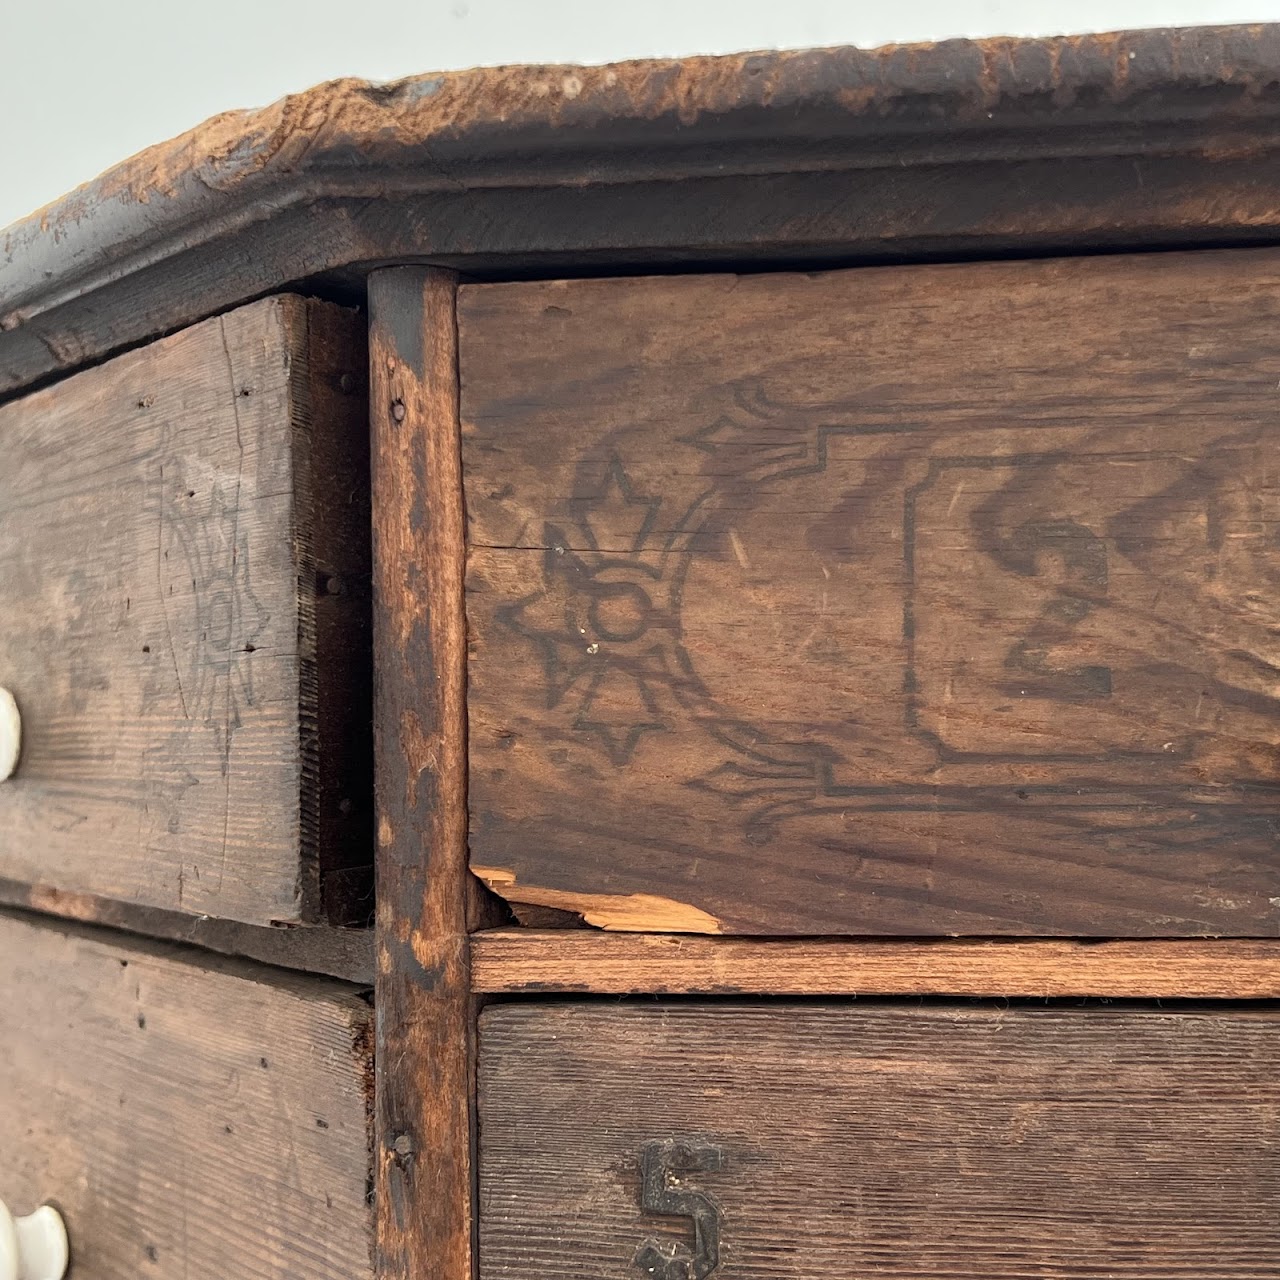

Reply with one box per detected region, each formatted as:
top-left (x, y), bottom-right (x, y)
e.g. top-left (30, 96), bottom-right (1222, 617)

top-left (471, 930), bottom-right (1280, 999)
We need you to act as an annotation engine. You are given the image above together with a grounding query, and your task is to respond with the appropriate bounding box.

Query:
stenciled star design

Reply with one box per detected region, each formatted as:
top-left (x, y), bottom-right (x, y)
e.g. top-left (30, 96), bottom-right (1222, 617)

top-left (498, 452), bottom-right (709, 765)
top-left (162, 474), bottom-right (271, 761)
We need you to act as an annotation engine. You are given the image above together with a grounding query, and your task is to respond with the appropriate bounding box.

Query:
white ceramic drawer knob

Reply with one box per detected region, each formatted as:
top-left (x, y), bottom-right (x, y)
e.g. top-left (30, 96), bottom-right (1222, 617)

top-left (0, 1202), bottom-right (68, 1280)
top-left (0, 688), bottom-right (18, 782)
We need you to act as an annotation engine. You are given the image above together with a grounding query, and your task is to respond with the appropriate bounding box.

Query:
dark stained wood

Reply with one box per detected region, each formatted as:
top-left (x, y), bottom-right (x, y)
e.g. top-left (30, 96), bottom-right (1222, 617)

top-left (460, 250), bottom-right (1280, 937)
top-left (471, 929), bottom-right (1280, 998)
top-left (370, 269), bottom-right (475, 1280)
top-left (480, 1001), bottom-right (1280, 1279)
top-left (0, 296), bottom-right (371, 926)
top-left (0, 882), bottom-right (375, 984)
top-left (6, 28), bottom-right (1280, 399)
top-left (0, 910), bottom-right (373, 1280)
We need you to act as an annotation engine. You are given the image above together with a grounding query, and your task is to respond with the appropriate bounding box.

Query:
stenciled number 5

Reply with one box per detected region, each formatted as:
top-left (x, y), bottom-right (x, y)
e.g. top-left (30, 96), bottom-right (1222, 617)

top-left (633, 1140), bottom-right (725, 1280)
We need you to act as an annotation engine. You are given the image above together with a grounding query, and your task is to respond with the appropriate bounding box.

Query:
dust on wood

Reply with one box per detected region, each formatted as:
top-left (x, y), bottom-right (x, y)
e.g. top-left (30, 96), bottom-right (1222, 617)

top-left (6, 29), bottom-right (1280, 403)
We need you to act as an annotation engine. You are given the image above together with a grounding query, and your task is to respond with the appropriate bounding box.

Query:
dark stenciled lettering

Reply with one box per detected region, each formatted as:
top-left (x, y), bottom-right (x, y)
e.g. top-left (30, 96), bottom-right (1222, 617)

top-left (996, 518), bottom-right (1113, 702)
top-left (633, 1140), bottom-right (725, 1280)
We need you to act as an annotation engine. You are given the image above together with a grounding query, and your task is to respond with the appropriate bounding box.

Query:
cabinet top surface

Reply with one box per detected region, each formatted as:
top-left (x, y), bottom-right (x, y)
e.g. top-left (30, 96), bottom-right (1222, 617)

top-left (1, 23), bottom-right (1279, 399)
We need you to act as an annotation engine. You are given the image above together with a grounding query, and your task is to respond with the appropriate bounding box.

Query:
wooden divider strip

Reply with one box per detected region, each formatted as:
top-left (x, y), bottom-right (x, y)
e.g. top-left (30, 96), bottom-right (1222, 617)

top-left (472, 929), bottom-right (1280, 998)
top-left (370, 268), bottom-right (474, 1280)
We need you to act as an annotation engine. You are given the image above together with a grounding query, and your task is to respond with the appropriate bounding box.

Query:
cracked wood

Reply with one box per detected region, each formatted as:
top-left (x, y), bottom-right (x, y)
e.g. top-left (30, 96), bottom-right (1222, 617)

top-left (0, 296), bottom-right (372, 925)
top-left (461, 252), bottom-right (1280, 936)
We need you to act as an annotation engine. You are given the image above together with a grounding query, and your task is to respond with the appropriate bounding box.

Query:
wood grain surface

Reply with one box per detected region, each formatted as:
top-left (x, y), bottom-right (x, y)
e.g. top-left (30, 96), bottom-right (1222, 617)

top-left (461, 251), bottom-right (1280, 936)
top-left (0, 910), bottom-right (373, 1280)
top-left (0, 296), bottom-right (371, 925)
top-left (370, 269), bottom-right (476, 1280)
top-left (480, 1001), bottom-right (1280, 1279)
top-left (471, 929), bottom-right (1280, 998)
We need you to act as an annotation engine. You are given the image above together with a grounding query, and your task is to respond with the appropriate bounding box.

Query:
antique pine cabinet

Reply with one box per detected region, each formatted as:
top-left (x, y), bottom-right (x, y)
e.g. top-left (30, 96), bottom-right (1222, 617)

top-left (1, 23), bottom-right (1279, 1280)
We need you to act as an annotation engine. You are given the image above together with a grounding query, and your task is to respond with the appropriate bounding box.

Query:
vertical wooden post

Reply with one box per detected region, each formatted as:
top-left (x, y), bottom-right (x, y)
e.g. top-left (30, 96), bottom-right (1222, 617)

top-left (368, 268), bottom-right (473, 1279)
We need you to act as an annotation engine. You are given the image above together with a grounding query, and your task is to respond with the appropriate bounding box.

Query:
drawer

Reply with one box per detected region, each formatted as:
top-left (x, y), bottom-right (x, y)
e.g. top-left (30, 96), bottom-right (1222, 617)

top-left (479, 1001), bottom-right (1280, 1278)
top-left (0, 297), bottom-right (371, 925)
top-left (0, 910), bottom-right (373, 1279)
top-left (460, 250), bottom-right (1280, 936)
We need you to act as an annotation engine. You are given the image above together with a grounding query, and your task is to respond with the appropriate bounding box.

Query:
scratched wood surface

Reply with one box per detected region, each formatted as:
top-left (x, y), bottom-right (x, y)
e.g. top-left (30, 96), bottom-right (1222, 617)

top-left (460, 251), bottom-right (1280, 936)
top-left (0, 296), bottom-right (371, 925)
top-left (0, 910), bottom-right (373, 1280)
top-left (480, 1001), bottom-right (1280, 1279)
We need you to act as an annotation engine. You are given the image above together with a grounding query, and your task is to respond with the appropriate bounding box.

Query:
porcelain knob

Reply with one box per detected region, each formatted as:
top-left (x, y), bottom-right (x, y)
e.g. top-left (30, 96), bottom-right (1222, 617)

top-left (0, 688), bottom-right (19, 782)
top-left (0, 1202), bottom-right (69, 1280)
top-left (0, 691), bottom-right (18, 778)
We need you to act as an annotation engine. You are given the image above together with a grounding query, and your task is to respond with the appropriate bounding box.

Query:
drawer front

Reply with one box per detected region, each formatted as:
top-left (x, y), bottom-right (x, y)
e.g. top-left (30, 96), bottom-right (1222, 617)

top-left (0, 297), bottom-right (371, 925)
top-left (0, 911), bottom-right (373, 1279)
top-left (480, 1001), bottom-right (1280, 1278)
top-left (460, 250), bottom-right (1280, 935)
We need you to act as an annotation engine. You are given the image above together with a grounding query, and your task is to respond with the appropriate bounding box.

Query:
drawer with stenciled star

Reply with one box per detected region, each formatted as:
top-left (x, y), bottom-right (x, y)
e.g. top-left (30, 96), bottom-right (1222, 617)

top-left (459, 250), bottom-right (1280, 936)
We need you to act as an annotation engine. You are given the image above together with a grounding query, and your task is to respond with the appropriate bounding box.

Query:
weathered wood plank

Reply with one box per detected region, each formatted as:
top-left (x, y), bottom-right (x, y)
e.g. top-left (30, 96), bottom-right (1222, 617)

top-left (480, 1001), bottom-right (1280, 1279)
top-left (471, 929), bottom-right (1280, 998)
top-left (369, 269), bottom-right (476, 1280)
top-left (0, 296), bottom-right (371, 925)
top-left (0, 910), bottom-right (373, 1280)
top-left (461, 251), bottom-right (1280, 936)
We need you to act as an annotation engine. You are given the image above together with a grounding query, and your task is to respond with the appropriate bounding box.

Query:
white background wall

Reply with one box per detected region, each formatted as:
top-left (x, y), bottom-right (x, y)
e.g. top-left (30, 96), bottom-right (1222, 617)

top-left (1, 0), bottom-right (1275, 230)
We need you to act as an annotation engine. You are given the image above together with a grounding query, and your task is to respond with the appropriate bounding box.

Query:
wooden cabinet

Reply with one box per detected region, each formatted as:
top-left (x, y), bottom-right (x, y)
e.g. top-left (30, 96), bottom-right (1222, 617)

top-left (1, 22), bottom-right (1278, 1280)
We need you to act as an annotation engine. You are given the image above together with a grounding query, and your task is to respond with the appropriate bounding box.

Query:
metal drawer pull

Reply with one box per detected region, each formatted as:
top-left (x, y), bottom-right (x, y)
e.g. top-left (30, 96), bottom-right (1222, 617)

top-left (0, 688), bottom-right (18, 782)
top-left (0, 1202), bottom-right (68, 1280)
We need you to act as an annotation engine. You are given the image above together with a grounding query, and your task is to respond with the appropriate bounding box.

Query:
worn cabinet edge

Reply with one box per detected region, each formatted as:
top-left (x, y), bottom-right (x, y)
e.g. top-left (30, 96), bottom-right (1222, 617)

top-left (6, 27), bottom-right (1280, 397)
